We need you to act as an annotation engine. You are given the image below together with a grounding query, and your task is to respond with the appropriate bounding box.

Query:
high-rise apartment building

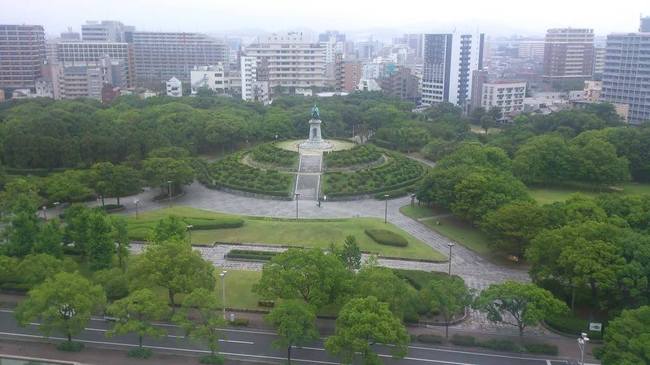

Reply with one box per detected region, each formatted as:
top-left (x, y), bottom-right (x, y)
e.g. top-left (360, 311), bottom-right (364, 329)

top-left (240, 56), bottom-right (269, 102)
top-left (421, 32), bottom-right (485, 106)
top-left (0, 25), bottom-right (46, 90)
top-left (543, 28), bottom-right (594, 81)
top-left (601, 31), bottom-right (650, 124)
top-left (126, 31), bottom-right (229, 86)
top-left (243, 32), bottom-right (327, 93)
top-left (82, 21), bottom-right (134, 42)
top-left (593, 46), bottom-right (606, 76)
top-left (379, 66), bottom-right (421, 103)
top-left (641, 16), bottom-right (650, 32)
top-left (341, 61), bottom-right (362, 92)
top-left (55, 42), bottom-right (132, 87)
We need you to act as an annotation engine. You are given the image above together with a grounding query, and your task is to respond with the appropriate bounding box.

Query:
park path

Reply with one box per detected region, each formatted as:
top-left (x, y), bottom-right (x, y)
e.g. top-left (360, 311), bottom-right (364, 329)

top-left (294, 153), bottom-right (322, 200)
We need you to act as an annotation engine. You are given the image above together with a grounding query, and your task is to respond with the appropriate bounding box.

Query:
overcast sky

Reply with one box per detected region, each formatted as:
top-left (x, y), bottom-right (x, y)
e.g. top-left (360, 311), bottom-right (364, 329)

top-left (3, 0), bottom-right (649, 39)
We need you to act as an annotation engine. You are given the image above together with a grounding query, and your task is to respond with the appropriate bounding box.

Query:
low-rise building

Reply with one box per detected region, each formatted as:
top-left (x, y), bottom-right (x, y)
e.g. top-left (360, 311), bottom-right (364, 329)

top-left (190, 64), bottom-right (229, 95)
top-left (166, 77), bottom-right (182, 97)
top-left (480, 81), bottom-right (526, 121)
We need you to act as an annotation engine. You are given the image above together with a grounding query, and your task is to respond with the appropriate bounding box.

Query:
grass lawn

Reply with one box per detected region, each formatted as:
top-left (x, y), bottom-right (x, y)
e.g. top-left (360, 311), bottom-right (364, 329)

top-left (215, 269), bottom-right (263, 310)
top-left (399, 205), bottom-right (448, 219)
top-left (126, 206), bottom-right (446, 261)
top-left (528, 182), bottom-right (650, 204)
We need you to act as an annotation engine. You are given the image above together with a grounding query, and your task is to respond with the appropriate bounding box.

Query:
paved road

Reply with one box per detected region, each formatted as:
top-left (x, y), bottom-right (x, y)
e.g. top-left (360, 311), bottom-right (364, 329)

top-left (0, 310), bottom-right (570, 365)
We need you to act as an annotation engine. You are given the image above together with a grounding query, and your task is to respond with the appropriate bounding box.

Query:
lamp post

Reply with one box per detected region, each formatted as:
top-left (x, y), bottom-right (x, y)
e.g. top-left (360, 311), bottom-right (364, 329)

top-left (577, 332), bottom-right (590, 365)
top-left (447, 243), bottom-right (455, 276)
top-left (134, 199), bottom-right (140, 219)
top-left (186, 225), bottom-right (193, 244)
top-left (220, 270), bottom-right (227, 320)
top-left (167, 180), bottom-right (173, 208)
top-left (294, 193), bottom-right (300, 220)
top-left (42, 206), bottom-right (47, 221)
top-left (384, 195), bottom-right (389, 223)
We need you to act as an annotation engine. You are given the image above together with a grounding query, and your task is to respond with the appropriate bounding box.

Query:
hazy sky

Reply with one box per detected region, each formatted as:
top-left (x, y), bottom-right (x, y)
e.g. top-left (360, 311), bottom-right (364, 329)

top-left (4, 0), bottom-right (649, 39)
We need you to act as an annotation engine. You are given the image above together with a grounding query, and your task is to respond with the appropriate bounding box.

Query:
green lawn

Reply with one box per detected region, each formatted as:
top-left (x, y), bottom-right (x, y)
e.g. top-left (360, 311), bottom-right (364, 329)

top-left (215, 269), bottom-right (263, 310)
top-left (399, 205), bottom-right (447, 219)
top-left (528, 182), bottom-right (650, 204)
top-left (127, 207), bottom-right (446, 261)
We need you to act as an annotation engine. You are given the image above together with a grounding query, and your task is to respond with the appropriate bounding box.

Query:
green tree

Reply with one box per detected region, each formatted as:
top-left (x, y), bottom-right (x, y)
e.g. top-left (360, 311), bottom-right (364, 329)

top-left (151, 215), bottom-right (187, 244)
top-left (512, 134), bottom-right (573, 184)
top-left (570, 136), bottom-right (630, 185)
top-left (91, 162), bottom-right (142, 206)
top-left (254, 248), bottom-right (352, 310)
top-left (325, 296), bottom-right (409, 365)
top-left (0, 179), bottom-right (41, 214)
top-left (266, 299), bottom-right (319, 365)
top-left (93, 268), bottom-right (129, 300)
top-left (354, 266), bottom-right (415, 320)
top-left (600, 305), bottom-right (650, 365)
top-left (15, 272), bottom-right (106, 348)
top-left (337, 235), bottom-right (362, 271)
top-left (3, 202), bottom-right (41, 257)
top-left (451, 170), bottom-right (531, 222)
top-left (142, 157), bottom-right (194, 195)
top-left (421, 276), bottom-right (472, 338)
top-left (107, 288), bottom-right (169, 358)
top-left (111, 216), bottom-right (130, 270)
top-left (480, 114), bottom-right (496, 135)
top-left (128, 240), bottom-right (215, 307)
top-left (43, 170), bottom-right (94, 204)
top-left (85, 210), bottom-right (115, 270)
top-left (17, 253), bottom-right (74, 289)
top-left (173, 288), bottom-right (226, 362)
top-left (34, 219), bottom-right (63, 257)
top-left (474, 281), bottom-right (568, 337)
top-left (481, 201), bottom-right (548, 258)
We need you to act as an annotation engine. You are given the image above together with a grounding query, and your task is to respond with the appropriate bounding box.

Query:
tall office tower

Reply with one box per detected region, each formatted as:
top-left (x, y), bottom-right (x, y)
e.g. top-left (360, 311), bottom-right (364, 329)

top-left (82, 21), bottom-right (134, 42)
top-left (55, 42), bottom-right (132, 87)
top-left (601, 32), bottom-right (650, 124)
top-left (421, 32), bottom-right (485, 106)
top-left (592, 46), bottom-right (606, 76)
top-left (404, 34), bottom-right (423, 59)
top-left (126, 31), bottom-right (229, 86)
top-left (641, 16), bottom-right (650, 32)
top-left (243, 32), bottom-right (327, 93)
top-left (0, 25), bottom-right (46, 90)
top-left (543, 28), bottom-right (594, 81)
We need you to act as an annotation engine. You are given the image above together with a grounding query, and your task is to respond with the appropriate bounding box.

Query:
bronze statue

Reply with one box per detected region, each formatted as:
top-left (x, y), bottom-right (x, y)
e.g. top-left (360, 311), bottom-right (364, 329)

top-left (311, 104), bottom-right (320, 119)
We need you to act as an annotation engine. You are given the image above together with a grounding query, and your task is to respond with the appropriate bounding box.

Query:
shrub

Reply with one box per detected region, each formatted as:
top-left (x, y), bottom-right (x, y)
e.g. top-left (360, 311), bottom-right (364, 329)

top-left (545, 314), bottom-right (603, 340)
top-left (200, 355), bottom-right (225, 365)
top-left (57, 341), bottom-right (84, 352)
top-left (92, 268), bottom-right (129, 300)
top-left (184, 217), bottom-right (245, 230)
top-left (480, 339), bottom-right (522, 352)
top-left (416, 334), bottom-right (445, 344)
top-left (324, 144), bottom-right (382, 168)
top-left (249, 143), bottom-right (298, 168)
top-left (128, 347), bottom-right (153, 358)
top-left (226, 249), bottom-right (278, 262)
top-left (229, 317), bottom-right (249, 326)
top-left (523, 342), bottom-right (558, 355)
top-left (258, 299), bottom-right (275, 308)
top-left (365, 229), bottom-right (408, 247)
top-left (100, 204), bottom-right (124, 211)
top-left (450, 334), bottom-right (477, 347)
top-left (208, 153), bottom-right (293, 197)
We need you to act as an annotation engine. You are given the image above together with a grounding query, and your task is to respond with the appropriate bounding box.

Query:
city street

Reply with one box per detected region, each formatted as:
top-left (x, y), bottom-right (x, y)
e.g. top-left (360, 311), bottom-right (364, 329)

top-left (0, 309), bottom-right (573, 365)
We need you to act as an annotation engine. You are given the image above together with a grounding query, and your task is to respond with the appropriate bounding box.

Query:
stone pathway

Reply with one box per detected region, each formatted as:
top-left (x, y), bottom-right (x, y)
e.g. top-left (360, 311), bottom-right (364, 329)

top-left (294, 153), bottom-right (322, 200)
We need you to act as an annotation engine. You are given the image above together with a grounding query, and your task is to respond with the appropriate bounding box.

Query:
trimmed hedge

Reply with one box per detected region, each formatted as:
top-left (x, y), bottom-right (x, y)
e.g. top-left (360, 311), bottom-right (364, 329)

top-left (323, 152), bottom-right (425, 197)
top-left (206, 153), bottom-right (294, 197)
top-left (185, 217), bottom-right (245, 230)
top-left (258, 300), bottom-right (275, 308)
top-left (450, 335), bottom-right (558, 355)
top-left (416, 334), bottom-right (445, 344)
top-left (226, 249), bottom-right (278, 262)
top-left (229, 318), bottom-right (249, 326)
top-left (324, 144), bottom-right (382, 168)
top-left (249, 143), bottom-right (298, 168)
top-left (545, 314), bottom-right (603, 340)
top-left (365, 229), bottom-right (409, 247)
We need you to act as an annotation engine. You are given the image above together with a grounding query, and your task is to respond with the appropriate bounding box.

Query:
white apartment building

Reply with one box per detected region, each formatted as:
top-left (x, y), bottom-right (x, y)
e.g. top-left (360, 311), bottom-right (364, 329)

top-left (191, 64), bottom-right (229, 94)
top-left (243, 32), bottom-right (327, 92)
top-left (480, 81), bottom-right (526, 120)
top-left (166, 77), bottom-right (182, 97)
top-left (422, 31), bottom-right (485, 106)
top-left (240, 56), bottom-right (269, 103)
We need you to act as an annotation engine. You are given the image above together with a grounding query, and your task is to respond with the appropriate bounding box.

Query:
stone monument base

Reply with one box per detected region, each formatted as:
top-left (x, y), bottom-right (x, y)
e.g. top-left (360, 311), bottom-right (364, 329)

top-left (299, 140), bottom-right (333, 151)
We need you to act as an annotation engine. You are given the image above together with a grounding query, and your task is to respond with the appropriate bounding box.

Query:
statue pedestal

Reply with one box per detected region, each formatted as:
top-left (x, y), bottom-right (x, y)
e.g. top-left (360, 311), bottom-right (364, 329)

top-left (299, 118), bottom-right (332, 151)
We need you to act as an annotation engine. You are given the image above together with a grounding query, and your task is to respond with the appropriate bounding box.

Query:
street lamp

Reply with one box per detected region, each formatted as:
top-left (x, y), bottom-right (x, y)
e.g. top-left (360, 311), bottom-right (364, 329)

top-left (42, 206), bottom-right (47, 221)
top-left (167, 180), bottom-right (173, 208)
top-left (294, 193), bottom-right (300, 220)
top-left (186, 225), bottom-right (194, 243)
top-left (577, 332), bottom-right (590, 365)
top-left (220, 270), bottom-right (227, 320)
top-left (447, 243), bottom-right (455, 276)
top-left (134, 199), bottom-right (140, 219)
top-left (384, 195), bottom-right (389, 223)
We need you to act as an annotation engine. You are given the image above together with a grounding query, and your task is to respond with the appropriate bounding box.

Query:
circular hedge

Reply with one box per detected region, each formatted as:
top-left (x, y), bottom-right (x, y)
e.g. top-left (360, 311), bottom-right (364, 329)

top-left (207, 153), bottom-right (294, 197)
top-left (249, 143), bottom-right (298, 168)
top-left (322, 152), bottom-right (425, 198)
top-left (324, 144), bottom-right (383, 168)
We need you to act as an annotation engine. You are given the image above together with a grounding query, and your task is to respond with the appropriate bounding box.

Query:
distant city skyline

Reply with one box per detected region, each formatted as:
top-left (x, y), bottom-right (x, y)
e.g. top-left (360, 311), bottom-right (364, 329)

top-left (4, 0), bottom-right (649, 39)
